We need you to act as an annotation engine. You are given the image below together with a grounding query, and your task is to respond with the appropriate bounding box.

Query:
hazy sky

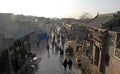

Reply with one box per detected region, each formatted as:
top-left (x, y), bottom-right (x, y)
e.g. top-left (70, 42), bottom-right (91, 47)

top-left (0, 0), bottom-right (120, 18)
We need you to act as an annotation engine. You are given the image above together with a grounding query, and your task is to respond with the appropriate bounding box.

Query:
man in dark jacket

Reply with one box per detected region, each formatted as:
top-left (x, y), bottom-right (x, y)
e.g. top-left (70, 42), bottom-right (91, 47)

top-left (63, 59), bottom-right (67, 71)
top-left (68, 58), bottom-right (73, 71)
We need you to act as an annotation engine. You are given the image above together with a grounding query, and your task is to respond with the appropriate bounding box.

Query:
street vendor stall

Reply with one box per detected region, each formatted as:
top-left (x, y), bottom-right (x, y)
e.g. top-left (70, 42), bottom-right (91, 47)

top-left (65, 41), bottom-right (74, 54)
top-left (74, 52), bottom-right (81, 66)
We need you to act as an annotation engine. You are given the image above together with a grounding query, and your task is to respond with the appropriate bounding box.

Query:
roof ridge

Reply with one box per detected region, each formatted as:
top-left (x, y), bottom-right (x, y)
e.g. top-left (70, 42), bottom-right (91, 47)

top-left (86, 14), bottom-right (98, 23)
top-left (98, 13), bottom-right (115, 17)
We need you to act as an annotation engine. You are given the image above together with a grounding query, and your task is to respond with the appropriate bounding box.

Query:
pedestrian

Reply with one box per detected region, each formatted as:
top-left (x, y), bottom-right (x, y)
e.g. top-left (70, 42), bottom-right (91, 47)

top-left (56, 43), bottom-right (59, 50)
top-left (63, 59), bottom-right (68, 71)
top-left (55, 42), bottom-right (57, 48)
top-left (76, 46), bottom-right (79, 52)
top-left (47, 44), bottom-right (50, 53)
top-left (67, 58), bottom-right (73, 71)
top-left (53, 36), bottom-right (55, 42)
top-left (52, 41), bottom-right (54, 48)
top-left (86, 48), bottom-right (90, 56)
top-left (46, 38), bottom-right (48, 45)
top-left (58, 39), bottom-right (60, 43)
top-left (60, 49), bottom-right (64, 56)
top-left (77, 59), bottom-right (82, 67)
top-left (59, 47), bottom-right (61, 51)
top-left (55, 42), bottom-right (59, 50)
top-left (61, 40), bottom-right (65, 48)
top-left (36, 41), bottom-right (39, 48)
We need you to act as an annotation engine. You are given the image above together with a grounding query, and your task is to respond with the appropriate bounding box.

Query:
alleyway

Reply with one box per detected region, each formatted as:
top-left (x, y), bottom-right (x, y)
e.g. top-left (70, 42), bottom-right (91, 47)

top-left (31, 29), bottom-right (82, 74)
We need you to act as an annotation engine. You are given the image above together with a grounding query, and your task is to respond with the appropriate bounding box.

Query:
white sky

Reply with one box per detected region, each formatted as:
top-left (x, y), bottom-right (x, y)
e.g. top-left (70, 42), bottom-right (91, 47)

top-left (0, 0), bottom-right (120, 18)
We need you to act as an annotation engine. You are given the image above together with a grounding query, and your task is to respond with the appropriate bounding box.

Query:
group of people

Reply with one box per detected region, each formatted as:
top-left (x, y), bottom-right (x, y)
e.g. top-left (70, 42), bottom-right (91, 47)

top-left (63, 58), bottom-right (73, 71)
top-left (47, 30), bottom-right (73, 72)
top-left (46, 35), bottom-right (61, 53)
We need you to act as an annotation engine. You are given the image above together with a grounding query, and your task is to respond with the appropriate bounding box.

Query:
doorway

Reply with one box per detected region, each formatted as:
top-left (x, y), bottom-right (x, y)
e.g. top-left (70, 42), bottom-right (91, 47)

top-left (94, 46), bottom-right (100, 66)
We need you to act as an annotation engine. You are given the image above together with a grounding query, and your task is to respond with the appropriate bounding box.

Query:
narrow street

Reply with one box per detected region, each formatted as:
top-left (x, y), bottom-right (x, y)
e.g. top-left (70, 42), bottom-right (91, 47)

top-left (31, 29), bottom-right (82, 74)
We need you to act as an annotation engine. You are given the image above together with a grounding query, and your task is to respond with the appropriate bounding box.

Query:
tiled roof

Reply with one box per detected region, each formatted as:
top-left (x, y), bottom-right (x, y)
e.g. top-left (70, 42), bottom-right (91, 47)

top-left (0, 37), bottom-right (13, 53)
top-left (85, 13), bottom-right (114, 28)
top-left (0, 24), bottom-right (34, 40)
top-left (0, 13), bottom-right (34, 40)
top-left (4, 26), bottom-right (34, 40)
top-left (103, 13), bottom-right (120, 28)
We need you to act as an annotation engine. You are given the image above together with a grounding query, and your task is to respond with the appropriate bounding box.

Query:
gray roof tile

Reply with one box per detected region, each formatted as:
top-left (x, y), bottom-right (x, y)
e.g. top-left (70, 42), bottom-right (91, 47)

top-left (85, 13), bottom-right (114, 28)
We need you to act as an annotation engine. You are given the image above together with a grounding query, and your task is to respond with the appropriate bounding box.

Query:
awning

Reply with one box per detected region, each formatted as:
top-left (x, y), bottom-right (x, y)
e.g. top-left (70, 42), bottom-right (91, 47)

top-left (66, 41), bottom-right (74, 45)
top-left (38, 33), bottom-right (47, 40)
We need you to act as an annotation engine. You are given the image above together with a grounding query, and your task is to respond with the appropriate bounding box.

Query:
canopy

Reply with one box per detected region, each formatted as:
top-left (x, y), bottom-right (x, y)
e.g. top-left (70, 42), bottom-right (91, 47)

top-left (38, 33), bottom-right (47, 40)
top-left (66, 41), bottom-right (74, 45)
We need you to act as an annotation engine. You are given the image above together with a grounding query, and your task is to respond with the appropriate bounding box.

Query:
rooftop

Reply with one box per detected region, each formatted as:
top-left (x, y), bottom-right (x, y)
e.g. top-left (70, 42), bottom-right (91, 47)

top-left (85, 13), bottom-right (115, 28)
top-left (103, 12), bottom-right (120, 28)
top-left (0, 37), bottom-right (13, 53)
top-left (0, 13), bottom-right (35, 40)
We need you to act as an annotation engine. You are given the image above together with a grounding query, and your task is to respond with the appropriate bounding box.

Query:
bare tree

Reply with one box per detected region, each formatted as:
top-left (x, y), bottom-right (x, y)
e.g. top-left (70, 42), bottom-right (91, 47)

top-left (80, 12), bottom-right (92, 20)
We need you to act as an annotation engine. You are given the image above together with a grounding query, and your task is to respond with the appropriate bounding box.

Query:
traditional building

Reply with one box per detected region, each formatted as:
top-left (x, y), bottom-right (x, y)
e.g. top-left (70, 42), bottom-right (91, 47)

top-left (102, 11), bottom-right (120, 74)
top-left (0, 30), bottom-right (34, 74)
top-left (0, 13), bottom-right (35, 74)
top-left (0, 35), bottom-right (13, 74)
top-left (85, 13), bottom-right (114, 28)
top-left (85, 11), bottom-right (120, 74)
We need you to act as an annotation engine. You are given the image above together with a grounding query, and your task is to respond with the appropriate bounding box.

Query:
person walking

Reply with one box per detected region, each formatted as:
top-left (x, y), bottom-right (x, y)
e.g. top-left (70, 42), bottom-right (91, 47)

top-left (68, 58), bottom-right (73, 71)
top-left (36, 41), bottom-right (39, 48)
top-left (47, 44), bottom-right (50, 53)
top-left (86, 48), bottom-right (90, 56)
top-left (60, 49), bottom-right (64, 56)
top-left (63, 59), bottom-right (67, 71)
top-left (46, 36), bottom-right (48, 42)
top-left (51, 41), bottom-right (54, 48)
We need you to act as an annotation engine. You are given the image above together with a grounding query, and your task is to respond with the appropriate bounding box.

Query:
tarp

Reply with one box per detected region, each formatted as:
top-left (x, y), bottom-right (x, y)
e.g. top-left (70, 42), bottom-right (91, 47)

top-left (38, 33), bottom-right (47, 40)
top-left (66, 41), bottom-right (74, 45)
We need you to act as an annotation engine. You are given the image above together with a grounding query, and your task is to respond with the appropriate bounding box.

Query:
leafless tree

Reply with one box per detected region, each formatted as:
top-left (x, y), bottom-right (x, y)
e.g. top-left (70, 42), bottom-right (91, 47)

top-left (80, 12), bottom-right (92, 20)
